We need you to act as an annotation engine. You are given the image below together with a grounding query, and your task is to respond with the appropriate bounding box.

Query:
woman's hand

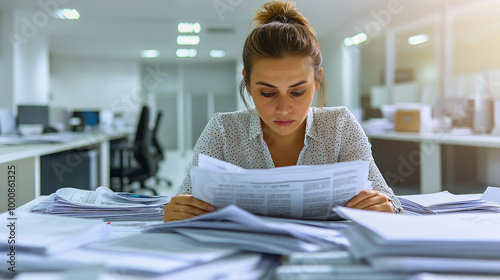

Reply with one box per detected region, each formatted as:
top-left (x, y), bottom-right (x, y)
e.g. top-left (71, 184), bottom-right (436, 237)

top-left (345, 190), bottom-right (394, 213)
top-left (163, 195), bottom-right (216, 222)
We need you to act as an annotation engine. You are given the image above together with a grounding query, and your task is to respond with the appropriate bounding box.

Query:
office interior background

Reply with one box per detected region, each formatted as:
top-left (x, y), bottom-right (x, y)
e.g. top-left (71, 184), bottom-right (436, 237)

top-left (1, 0), bottom-right (500, 197)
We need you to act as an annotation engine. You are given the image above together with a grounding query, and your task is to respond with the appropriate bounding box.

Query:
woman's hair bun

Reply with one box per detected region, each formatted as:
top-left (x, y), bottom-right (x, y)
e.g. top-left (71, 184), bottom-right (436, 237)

top-left (252, 0), bottom-right (313, 33)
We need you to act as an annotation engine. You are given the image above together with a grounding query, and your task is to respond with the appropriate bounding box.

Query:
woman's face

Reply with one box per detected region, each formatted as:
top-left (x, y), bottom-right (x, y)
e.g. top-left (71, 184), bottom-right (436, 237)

top-left (245, 55), bottom-right (320, 141)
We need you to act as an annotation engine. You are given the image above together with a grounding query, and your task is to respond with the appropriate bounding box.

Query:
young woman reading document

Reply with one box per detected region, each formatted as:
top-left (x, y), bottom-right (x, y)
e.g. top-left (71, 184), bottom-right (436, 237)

top-left (164, 0), bottom-right (404, 222)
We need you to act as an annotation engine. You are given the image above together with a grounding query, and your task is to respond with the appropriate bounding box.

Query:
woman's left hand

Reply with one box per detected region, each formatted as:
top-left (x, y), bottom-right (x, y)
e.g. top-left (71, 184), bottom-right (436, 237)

top-left (345, 190), bottom-right (394, 213)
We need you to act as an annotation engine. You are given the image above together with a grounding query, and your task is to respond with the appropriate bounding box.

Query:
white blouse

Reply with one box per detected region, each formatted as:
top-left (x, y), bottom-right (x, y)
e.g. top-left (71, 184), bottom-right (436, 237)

top-left (177, 106), bottom-right (404, 214)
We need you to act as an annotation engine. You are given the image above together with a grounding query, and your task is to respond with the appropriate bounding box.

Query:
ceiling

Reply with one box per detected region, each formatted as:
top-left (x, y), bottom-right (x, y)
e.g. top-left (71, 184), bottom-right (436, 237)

top-left (0, 0), bottom-right (382, 62)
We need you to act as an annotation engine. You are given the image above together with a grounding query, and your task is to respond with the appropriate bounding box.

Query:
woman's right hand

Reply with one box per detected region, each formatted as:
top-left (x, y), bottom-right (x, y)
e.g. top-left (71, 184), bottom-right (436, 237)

top-left (163, 195), bottom-right (216, 222)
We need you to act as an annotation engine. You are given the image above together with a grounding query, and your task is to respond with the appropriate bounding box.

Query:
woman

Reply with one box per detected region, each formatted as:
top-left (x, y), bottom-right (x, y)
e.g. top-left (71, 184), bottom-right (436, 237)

top-left (164, 0), bottom-right (404, 222)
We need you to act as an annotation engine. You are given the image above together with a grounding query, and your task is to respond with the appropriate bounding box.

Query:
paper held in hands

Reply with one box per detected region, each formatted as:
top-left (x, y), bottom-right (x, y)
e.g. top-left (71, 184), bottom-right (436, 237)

top-left (191, 154), bottom-right (372, 220)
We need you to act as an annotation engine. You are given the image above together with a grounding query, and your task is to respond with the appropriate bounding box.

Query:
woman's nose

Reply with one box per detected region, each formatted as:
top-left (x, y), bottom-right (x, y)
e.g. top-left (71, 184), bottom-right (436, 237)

top-left (275, 96), bottom-right (292, 115)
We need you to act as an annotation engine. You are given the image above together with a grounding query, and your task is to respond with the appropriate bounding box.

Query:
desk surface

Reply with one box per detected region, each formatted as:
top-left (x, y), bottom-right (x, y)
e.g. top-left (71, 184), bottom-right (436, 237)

top-left (0, 131), bottom-right (128, 164)
top-left (366, 131), bottom-right (500, 148)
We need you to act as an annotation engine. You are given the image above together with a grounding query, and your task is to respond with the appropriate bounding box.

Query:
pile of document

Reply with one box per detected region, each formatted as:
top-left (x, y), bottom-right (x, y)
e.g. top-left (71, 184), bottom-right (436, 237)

top-left (191, 153), bottom-right (372, 220)
top-left (31, 186), bottom-right (169, 221)
top-left (0, 211), bottom-right (278, 278)
top-left (0, 212), bottom-right (109, 255)
top-left (398, 187), bottom-right (500, 215)
top-left (334, 206), bottom-right (500, 275)
top-left (144, 205), bottom-right (351, 256)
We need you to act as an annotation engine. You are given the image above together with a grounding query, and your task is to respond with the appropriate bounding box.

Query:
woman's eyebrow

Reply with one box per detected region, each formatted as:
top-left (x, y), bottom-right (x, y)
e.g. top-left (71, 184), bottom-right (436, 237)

top-left (255, 80), bottom-right (308, 88)
top-left (255, 81), bottom-right (276, 88)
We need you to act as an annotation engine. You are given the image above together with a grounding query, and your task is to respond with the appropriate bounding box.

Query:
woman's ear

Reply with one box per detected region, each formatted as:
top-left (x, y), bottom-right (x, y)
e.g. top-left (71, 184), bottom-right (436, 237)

top-left (242, 69), bottom-right (251, 95)
top-left (315, 68), bottom-right (323, 92)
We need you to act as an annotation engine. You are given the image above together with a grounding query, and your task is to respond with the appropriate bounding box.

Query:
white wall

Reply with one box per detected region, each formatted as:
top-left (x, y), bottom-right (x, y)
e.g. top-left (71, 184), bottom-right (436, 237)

top-left (1, 10), bottom-right (50, 110)
top-left (12, 10), bottom-right (50, 106)
top-left (0, 10), bottom-right (14, 110)
top-left (319, 34), bottom-right (344, 107)
top-left (141, 61), bottom-right (237, 150)
top-left (396, 52), bottom-right (438, 83)
top-left (50, 56), bottom-right (141, 115)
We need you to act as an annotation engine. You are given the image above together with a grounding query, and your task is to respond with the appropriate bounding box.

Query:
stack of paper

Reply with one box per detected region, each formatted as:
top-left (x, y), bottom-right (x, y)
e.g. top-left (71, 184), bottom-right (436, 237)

top-left (191, 154), bottom-right (372, 220)
top-left (144, 205), bottom-right (349, 255)
top-left (335, 206), bottom-right (500, 275)
top-left (398, 188), bottom-right (500, 215)
top-left (0, 212), bottom-right (109, 255)
top-left (31, 187), bottom-right (169, 221)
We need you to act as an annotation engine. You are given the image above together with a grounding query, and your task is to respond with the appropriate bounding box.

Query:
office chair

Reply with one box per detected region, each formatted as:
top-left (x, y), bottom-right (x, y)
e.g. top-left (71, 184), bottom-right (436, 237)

top-left (151, 111), bottom-right (172, 187)
top-left (110, 106), bottom-right (159, 195)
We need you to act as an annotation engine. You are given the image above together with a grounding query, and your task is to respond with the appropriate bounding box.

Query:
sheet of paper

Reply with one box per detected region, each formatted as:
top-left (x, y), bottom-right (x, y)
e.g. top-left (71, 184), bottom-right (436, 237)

top-left (85, 233), bottom-right (237, 262)
top-left (144, 205), bottom-right (346, 255)
top-left (334, 206), bottom-right (500, 242)
top-left (369, 256), bottom-right (500, 274)
top-left (30, 187), bottom-right (168, 221)
top-left (0, 212), bottom-right (109, 255)
top-left (409, 272), bottom-right (500, 280)
top-left (481, 186), bottom-right (500, 204)
top-left (176, 228), bottom-right (322, 255)
top-left (398, 191), bottom-right (478, 207)
top-left (0, 247), bottom-right (194, 275)
top-left (160, 252), bottom-right (264, 280)
top-left (192, 154), bottom-right (370, 220)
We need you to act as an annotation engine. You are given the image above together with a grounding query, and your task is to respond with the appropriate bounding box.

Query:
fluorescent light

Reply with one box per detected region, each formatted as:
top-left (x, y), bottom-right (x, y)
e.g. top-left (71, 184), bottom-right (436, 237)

top-left (210, 50), bottom-right (226, 58)
top-left (178, 23), bottom-right (201, 33)
top-left (408, 34), bottom-right (429, 45)
top-left (141, 50), bottom-right (160, 58)
top-left (344, 33), bottom-right (367, 46)
top-left (177, 35), bottom-right (200, 45)
top-left (53, 9), bottom-right (80, 20)
top-left (352, 33), bottom-right (367, 45)
top-left (176, 49), bottom-right (197, 57)
top-left (344, 38), bottom-right (353, 47)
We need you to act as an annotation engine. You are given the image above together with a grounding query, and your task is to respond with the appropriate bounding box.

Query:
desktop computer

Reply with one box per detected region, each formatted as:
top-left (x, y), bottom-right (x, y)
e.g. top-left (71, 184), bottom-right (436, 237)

top-left (17, 105), bottom-right (51, 135)
top-left (71, 110), bottom-right (100, 132)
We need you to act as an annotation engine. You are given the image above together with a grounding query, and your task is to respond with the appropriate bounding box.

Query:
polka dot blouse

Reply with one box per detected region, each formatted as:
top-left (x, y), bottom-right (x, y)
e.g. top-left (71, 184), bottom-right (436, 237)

top-left (177, 106), bottom-right (404, 214)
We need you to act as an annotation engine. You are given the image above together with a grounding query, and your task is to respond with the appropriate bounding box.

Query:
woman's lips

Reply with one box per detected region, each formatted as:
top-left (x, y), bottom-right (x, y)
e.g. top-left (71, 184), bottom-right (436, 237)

top-left (274, 120), bottom-right (295, 126)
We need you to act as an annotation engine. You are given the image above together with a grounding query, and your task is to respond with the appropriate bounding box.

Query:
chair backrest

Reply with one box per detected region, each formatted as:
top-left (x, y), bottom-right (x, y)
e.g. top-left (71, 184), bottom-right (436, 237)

top-left (132, 106), bottom-right (157, 176)
top-left (152, 111), bottom-right (164, 161)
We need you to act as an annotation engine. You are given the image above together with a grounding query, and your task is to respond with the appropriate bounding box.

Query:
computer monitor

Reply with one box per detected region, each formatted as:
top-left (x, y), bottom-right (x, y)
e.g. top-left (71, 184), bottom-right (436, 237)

top-left (71, 110), bottom-right (100, 131)
top-left (17, 105), bottom-right (49, 125)
top-left (0, 108), bottom-right (17, 135)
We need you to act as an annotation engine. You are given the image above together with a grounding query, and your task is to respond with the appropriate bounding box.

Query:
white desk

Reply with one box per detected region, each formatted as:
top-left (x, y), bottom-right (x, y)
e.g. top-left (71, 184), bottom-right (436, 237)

top-left (0, 131), bottom-right (128, 212)
top-left (366, 131), bottom-right (500, 194)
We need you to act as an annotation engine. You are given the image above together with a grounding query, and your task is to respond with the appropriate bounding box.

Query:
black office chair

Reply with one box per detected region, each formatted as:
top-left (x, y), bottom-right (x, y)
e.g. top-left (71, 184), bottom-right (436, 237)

top-left (151, 111), bottom-right (172, 187)
top-left (110, 106), bottom-right (159, 195)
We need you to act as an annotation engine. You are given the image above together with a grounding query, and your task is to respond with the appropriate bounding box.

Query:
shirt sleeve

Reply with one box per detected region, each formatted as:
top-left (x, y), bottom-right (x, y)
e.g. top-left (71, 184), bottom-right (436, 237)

top-left (176, 113), bottom-right (226, 195)
top-left (337, 108), bottom-right (405, 214)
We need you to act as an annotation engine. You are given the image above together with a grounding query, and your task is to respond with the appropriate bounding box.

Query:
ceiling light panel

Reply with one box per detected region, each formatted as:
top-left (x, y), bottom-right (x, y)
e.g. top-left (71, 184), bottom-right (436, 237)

top-left (176, 49), bottom-right (197, 57)
top-left (178, 23), bottom-right (201, 33)
top-left (53, 9), bottom-right (80, 20)
top-left (141, 50), bottom-right (160, 58)
top-left (177, 36), bottom-right (200, 45)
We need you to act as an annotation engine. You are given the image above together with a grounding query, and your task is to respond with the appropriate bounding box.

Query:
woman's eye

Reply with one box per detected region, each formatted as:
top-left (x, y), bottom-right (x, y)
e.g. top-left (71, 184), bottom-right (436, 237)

top-left (259, 91), bottom-right (275, 98)
top-left (291, 90), bottom-right (306, 96)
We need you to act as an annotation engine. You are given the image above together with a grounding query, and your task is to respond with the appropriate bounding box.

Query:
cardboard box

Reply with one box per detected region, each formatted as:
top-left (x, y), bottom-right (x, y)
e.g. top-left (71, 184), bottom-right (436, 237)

top-left (394, 109), bottom-right (420, 132)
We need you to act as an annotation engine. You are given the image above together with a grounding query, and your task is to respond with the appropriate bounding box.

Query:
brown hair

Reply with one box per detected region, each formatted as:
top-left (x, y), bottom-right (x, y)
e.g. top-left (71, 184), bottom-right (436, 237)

top-left (239, 0), bottom-right (325, 109)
